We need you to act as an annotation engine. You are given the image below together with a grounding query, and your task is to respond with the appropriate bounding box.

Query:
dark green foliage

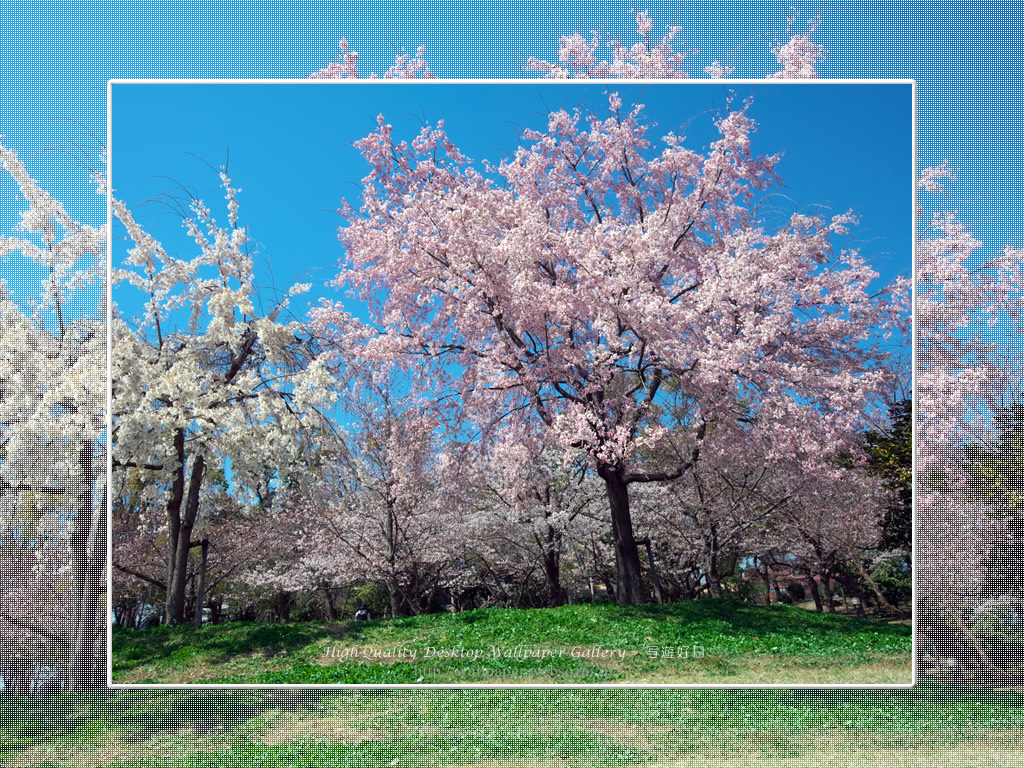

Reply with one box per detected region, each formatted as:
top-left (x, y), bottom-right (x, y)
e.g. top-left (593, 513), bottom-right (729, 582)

top-left (964, 401), bottom-right (1024, 600)
top-left (785, 581), bottom-right (806, 601)
top-left (346, 582), bottom-right (391, 619)
top-left (871, 553), bottom-right (912, 606)
top-left (864, 398), bottom-right (912, 554)
top-left (970, 597), bottom-right (1024, 674)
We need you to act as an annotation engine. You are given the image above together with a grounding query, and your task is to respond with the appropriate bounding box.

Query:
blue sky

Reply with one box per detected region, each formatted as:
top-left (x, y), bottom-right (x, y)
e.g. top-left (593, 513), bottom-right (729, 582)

top-left (2, 3), bottom-right (1018, 315)
top-left (109, 81), bottom-right (911, 330)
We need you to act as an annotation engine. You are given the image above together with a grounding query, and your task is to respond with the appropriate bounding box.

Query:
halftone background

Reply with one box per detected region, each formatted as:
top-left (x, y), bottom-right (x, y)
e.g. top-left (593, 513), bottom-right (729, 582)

top-left (2, 2), bottom-right (1023, 765)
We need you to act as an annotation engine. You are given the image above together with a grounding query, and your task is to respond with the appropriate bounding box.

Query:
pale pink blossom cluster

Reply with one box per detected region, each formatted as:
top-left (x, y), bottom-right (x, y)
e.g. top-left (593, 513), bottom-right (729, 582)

top-left (237, 378), bottom-right (466, 614)
top-left (525, 11), bottom-right (688, 79)
top-left (309, 38), bottom-right (434, 79)
top-left (312, 10), bottom-right (822, 81)
top-left (767, 12), bottom-right (824, 79)
top-left (914, 163), bottom-right (1021, 473)
top-left (316, 95), bottom-right (905, 473)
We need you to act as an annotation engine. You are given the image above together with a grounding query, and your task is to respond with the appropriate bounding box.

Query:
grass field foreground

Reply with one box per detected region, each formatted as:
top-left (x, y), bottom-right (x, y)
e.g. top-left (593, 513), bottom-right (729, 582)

top-left (112, 600), bottom-right (911, 686)
top-left (4, 685), bottom-right (1022, 767)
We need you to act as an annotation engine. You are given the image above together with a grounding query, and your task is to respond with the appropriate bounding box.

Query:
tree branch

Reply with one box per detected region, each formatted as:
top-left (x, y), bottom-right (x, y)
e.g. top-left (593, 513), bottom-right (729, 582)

top-left (113, 562), bottom-right (167, 590)
top-left (625, 419), bottom-right (707, 484)
top-left (112, 459), bottom-right (165, 472)
top-left (0, 610), bottom-right (63, 642)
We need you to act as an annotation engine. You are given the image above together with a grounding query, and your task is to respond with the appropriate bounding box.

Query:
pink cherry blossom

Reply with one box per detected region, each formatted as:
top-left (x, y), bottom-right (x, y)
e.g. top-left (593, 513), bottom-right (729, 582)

top-left (315, 94), bottom-right (908, 603)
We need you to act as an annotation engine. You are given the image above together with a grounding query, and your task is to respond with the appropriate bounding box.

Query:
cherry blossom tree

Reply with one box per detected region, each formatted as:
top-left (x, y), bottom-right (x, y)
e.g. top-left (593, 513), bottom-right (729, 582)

top-left (0, 494), bottom-right (72, 694)
top-left (112, 464), bottom-right (273, 626)
top-left (243, 374), bottom-right (462, 618)
top-left (111, 170), bottom-right (338, 624)
top-left (239, 489), bottom-right (355, 621)
top-left (111, 468), bottom-right (168, 626)
top-left (510, 2), bottom-right (1023, 676)
top-left (0, 142), bottom-right (107, 692)
top-left (314, 94), bottom-right (907, 604)
top-left (466, 425), bottom-right (604, 607)
top-left (914, 164), bottom-right (1024, 678)
top-left (638, 431), bottom-right (791, 600)
top-left (752, 457), bottom-right (889, 614)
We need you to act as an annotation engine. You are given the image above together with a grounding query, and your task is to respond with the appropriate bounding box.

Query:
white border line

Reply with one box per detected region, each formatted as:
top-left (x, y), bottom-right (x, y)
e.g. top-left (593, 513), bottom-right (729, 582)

top-left (107, 76), bottom-right (114, 693)
top-left (106, 77), bottom-right (917, 691)
top-left (910, 78), bottom-right (918, 687)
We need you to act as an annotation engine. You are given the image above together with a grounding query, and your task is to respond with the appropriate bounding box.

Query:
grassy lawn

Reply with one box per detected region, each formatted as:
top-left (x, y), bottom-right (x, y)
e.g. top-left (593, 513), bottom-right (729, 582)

top-left (4, 685), bottom-right (1023, 767)
top-left (112, 600), bottom-right (911, 685)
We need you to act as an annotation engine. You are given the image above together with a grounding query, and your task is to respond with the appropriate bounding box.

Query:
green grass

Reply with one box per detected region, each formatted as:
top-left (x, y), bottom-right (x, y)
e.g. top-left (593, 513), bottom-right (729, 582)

top-left (5, 685), bottom-right (1024, 767)
top-left (112, 599), bottom-right (911, 685)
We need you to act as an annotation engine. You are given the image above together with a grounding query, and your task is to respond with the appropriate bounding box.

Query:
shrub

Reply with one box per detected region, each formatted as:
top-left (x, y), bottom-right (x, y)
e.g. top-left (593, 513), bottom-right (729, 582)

top-left (870, 553), bottom-right (912, 607)
top-left (786, 581), bottom-right (806, 601)
top-left (346, 582), bottom-right (392, 619)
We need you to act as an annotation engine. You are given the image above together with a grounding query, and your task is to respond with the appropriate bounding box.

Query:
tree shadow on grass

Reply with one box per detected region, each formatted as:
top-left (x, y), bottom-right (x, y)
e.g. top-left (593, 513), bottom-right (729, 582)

top-left (199, 621), bottom-right (370, 661)
top-left (105, 689), bottom-right (330, 738)
top-left (114, 620), bottom-right (371, 668)
top-left (4, 690), bottom-right (324, 752)
top-left (112, 626), bottom-right (182, 665)
top-left (0, 694), bottom-right (104, 753)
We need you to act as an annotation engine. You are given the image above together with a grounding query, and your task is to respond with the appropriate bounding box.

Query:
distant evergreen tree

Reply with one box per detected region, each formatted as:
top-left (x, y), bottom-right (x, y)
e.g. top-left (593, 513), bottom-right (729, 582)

top-left (865, 398), bottom-right (913, 554)
top-left (964, 401), bottom-right (1024, 599)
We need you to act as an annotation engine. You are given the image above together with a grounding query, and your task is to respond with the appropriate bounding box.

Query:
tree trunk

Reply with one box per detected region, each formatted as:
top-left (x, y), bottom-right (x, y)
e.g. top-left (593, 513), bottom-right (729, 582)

top-left (768, 571), bottom-right (783, 605)
top-left (339, 585), bottom-right (352, 620)
top-left (820, 573), bottom-right (836, 613)
top-left (193, 537), bottom-right (209, 628)
top-left (640, 538), bottom-right (665, 604)
top-left (805, 573), bottom-right (823, 612)
top-left (323, 585), bottom-right (338, 621)
top-left (164, 430), bottom-right (186, 623)
top-left (756, 560), bottom-right (772, 605)
top-left (755, 569), bottom-right (768, 605)
top-left (839, 570), bottom-right (867, 618)
top-left (165, 436), bottom-right (206, 625)
top-left (68, 441), bottom-right (107, 692)
top-left (598, 464), bottom-right (647, 605)
top-left (388, 581), bottom-right (403, 618)
top-left (704, 528), bottom-right (724, 599)
top-left (541, 539), bottom-right (566, 607)
top-left (276, 591), bottom-right (291, 623)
